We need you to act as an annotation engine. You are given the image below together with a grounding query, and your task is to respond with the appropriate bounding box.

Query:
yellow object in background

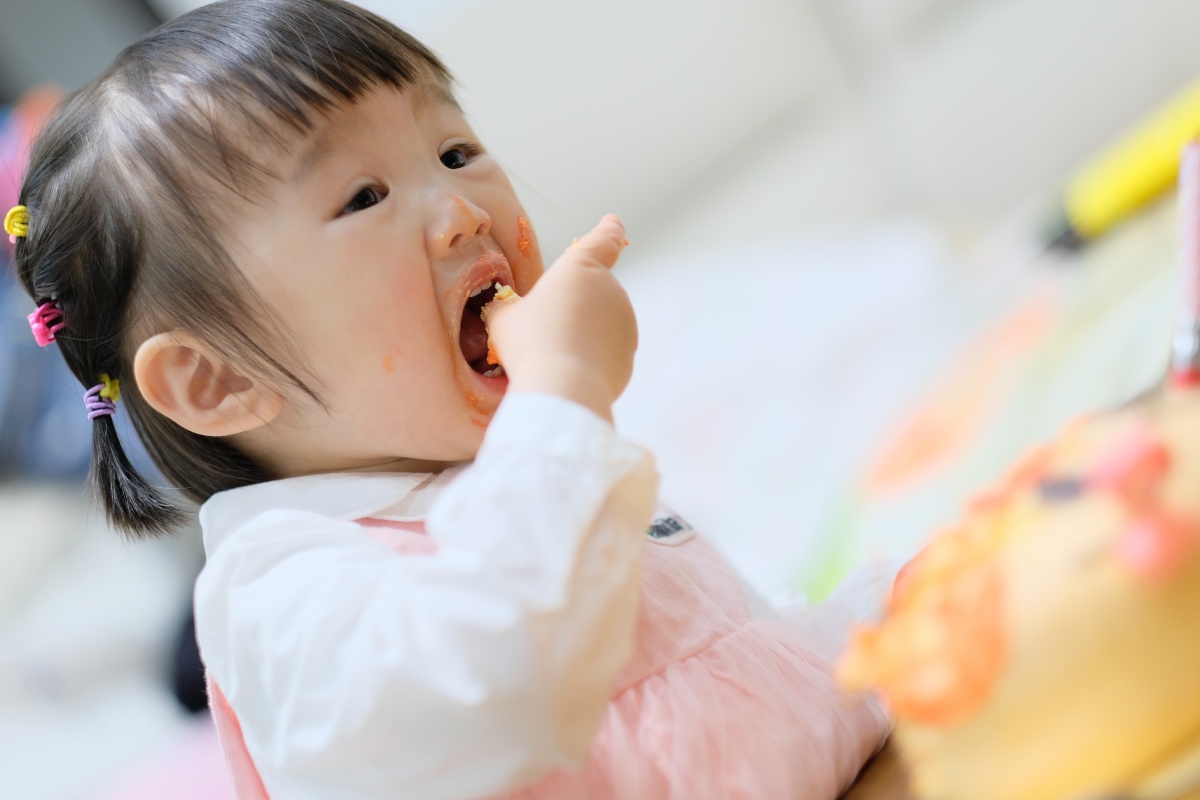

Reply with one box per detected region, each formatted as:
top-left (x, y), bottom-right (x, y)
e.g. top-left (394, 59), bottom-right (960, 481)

top-left (1051, 76), bottom-right (1200, 249)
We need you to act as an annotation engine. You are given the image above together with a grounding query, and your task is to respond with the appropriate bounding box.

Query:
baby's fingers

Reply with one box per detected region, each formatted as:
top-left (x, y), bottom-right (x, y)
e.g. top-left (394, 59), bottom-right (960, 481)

top-left (563, 214), bottom-right (628, 270)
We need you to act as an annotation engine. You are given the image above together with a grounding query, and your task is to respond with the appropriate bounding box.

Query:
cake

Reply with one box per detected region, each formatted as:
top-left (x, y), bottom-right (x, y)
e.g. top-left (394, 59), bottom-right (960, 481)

top-left (839, 386), bottom-right (1200, 799)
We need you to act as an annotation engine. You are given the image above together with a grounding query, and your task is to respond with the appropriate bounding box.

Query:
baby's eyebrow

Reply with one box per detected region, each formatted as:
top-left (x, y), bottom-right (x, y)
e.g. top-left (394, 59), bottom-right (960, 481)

top-left (291, 128), bottom-right (335, 185)
top-left (289, 81), bottom-right (462, 185)
top-left (413, 81), bottom-right (462, 115)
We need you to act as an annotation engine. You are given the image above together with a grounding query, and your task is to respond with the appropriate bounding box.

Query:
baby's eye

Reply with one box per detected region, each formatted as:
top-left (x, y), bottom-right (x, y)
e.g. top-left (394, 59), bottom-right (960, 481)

top-left (342, 186), bottom-right (385, 215)
top-left (440, 142), bottom-right (482, 170)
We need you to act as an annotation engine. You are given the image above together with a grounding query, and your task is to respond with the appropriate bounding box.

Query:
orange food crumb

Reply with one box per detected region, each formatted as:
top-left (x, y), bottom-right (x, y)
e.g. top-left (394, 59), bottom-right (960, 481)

top-left (517, 216), bottom-right (533, 257)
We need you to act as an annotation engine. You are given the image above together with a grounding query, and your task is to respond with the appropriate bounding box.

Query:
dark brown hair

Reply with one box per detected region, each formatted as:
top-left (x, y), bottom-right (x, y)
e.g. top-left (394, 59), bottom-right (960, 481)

top-left (12, 0), bottom-right (450, 536)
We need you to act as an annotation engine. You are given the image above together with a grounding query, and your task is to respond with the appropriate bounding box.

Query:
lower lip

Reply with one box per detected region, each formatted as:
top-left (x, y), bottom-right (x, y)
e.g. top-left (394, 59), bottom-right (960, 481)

top-left (459, 359), bottom-right (509, 416)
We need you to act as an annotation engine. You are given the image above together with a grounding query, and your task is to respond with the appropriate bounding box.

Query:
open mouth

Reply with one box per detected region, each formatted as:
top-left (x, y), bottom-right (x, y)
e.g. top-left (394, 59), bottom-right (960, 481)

top-left (459, 282), bottom-right (506, 377)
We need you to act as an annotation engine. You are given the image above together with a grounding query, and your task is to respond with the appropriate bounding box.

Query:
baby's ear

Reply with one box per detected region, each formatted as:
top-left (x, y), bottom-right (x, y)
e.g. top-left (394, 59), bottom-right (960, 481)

top-left (133, 331), bottom-right (283, 437)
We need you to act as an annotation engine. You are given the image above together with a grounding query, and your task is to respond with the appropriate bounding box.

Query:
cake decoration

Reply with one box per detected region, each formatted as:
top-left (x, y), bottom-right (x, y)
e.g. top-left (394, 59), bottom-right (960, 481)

top-left (1035, 475), bottom-right (1086, 502)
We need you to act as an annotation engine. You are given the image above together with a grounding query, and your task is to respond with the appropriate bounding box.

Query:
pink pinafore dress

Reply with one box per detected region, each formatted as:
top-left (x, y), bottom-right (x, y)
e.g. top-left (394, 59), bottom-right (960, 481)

top-left (207, 513), bottom-right (885, 799)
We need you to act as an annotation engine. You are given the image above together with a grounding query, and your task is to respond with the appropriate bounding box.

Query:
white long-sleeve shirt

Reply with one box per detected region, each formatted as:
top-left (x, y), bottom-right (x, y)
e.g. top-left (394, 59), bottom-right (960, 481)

top-left (194, 393), bottom-right (660, 800)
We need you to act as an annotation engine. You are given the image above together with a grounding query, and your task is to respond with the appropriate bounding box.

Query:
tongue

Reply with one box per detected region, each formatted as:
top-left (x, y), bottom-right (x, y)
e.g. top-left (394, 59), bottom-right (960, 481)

top-left (459, 311), bottom-right (489, 365)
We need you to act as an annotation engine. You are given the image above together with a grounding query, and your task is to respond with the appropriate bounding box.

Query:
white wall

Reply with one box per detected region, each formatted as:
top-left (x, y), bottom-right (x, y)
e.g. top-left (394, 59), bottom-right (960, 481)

top-left (153, 0), bottom-right (840, 254)
top-left (148, 0), bottom-right (1200, 251)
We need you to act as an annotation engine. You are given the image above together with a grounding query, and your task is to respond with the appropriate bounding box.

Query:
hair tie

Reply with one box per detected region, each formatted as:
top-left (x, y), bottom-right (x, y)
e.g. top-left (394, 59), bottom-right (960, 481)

top-left (5, 205), bottom-right (28, 244)
top-left (85, 374), bottom-right (120, 420)
top-left (28, 299), bottom-right (66, 346)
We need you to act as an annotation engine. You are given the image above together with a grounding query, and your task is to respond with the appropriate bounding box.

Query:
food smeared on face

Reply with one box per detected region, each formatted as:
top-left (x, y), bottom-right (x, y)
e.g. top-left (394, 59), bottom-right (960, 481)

top-left (517, 215), bottom-right (534, 257)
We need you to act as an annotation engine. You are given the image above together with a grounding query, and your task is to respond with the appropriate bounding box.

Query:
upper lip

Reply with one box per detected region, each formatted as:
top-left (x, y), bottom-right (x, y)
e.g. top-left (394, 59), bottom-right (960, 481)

top-left (461, 251), bottom-right (514, 300)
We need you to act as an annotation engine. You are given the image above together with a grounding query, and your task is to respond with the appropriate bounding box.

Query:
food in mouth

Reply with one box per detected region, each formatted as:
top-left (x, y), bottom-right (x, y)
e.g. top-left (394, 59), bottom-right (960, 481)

top-left (459, 282), bottom-right (520, 376)
top-left (481, 284), bottom-right (519, 366)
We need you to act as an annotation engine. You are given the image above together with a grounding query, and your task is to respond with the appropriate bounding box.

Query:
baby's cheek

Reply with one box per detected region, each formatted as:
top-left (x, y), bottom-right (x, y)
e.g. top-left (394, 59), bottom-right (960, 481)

top-left (511, 214), bottom-right (544, 295)
top-left (515, 263), bottom-right (543, 296)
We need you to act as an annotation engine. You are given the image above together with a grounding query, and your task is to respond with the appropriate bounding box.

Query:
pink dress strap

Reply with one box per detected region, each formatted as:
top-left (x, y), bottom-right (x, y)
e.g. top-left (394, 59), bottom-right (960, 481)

top-left (207, 673), bottom-right (271, 800)
top-left (355, 518), bottom-right (436, 553)
top-left (206, 517), bottom-right (431, 799)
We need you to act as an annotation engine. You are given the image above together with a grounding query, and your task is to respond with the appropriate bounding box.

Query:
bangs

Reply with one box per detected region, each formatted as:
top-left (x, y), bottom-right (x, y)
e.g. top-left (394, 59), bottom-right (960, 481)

top-left (108, 0), bottom-right (451, 195)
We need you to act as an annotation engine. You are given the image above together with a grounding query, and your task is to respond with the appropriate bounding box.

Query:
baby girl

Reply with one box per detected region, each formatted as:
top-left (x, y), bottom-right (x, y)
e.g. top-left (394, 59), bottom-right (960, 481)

top-left (8, 0), bottom-right (890, 797)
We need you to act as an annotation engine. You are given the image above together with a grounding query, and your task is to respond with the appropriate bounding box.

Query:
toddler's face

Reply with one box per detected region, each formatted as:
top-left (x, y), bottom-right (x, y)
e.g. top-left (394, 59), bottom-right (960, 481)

top-left (225, 83), bottom-right (543, 474)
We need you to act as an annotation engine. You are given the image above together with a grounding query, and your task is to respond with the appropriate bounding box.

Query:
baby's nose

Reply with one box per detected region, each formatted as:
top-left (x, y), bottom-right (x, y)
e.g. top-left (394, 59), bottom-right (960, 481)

top-left (431, 193), bottom-right (491, 252)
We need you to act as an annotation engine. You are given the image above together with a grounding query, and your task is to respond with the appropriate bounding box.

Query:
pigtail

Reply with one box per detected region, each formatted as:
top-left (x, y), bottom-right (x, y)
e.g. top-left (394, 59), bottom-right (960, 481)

top-left (92, 412), bottom-right (184, 536)
top-left (15, 104), bottom-right (188, 538)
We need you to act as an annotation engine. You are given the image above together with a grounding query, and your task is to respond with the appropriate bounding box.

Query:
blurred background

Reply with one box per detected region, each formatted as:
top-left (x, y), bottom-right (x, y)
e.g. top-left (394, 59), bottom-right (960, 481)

top-left (3, 0), bottom-right (1200, 797)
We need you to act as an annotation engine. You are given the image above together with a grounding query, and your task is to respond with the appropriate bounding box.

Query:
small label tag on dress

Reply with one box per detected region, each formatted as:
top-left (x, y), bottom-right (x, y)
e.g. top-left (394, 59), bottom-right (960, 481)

top-left (646, 509), bottom-right (696, 546)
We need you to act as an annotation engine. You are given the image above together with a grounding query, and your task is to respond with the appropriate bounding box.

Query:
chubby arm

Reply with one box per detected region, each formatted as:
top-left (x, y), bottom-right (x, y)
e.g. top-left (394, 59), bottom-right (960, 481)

top-left (195, 394), bottom-right (658, 800)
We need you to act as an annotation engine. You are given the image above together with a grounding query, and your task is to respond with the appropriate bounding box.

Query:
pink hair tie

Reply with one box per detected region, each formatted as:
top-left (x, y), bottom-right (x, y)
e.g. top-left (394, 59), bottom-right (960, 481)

top-left (85, 374), bottom-right (120, 420)
top-left (28, 300), bottom-right (65, 346)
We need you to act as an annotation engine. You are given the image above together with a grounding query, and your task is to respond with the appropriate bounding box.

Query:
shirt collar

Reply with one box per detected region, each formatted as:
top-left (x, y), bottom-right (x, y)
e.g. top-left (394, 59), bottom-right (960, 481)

top-left (199, 467), bottom-right (465, 550)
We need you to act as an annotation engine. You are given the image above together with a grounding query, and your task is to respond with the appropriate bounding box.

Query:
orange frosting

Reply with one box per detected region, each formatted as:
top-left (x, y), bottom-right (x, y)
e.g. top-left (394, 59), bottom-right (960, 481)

top-left (842, 497), bottom-right (1009, 726)
top-left (844, 558), bottom-right (1004, 726)
top-left (840, 442), bottom-right (1047, 725)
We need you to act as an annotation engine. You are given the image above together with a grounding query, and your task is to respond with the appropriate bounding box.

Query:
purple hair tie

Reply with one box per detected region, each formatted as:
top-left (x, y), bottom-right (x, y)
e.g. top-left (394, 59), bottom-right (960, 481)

top-left (85, 374), bottom-right (120, 420)
top-left (28, 300), bottom-right (65, 346)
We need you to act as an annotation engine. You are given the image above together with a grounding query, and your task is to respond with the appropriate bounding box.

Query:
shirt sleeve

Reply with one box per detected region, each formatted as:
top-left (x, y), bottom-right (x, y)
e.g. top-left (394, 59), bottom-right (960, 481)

top-left (194, 393), bottom-right (659, 800)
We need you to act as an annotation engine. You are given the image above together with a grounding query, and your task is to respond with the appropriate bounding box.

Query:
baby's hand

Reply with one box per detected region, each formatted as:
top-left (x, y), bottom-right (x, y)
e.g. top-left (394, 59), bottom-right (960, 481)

top-left (485, 214), bottom-right (635, 421)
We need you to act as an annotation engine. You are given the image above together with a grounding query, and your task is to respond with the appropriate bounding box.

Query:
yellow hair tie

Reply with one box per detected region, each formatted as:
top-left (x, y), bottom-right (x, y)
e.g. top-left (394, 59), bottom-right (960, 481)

top-left (4, 205), bottom-right (29, 239)
top-left (98, 373), bottom-right (121, 403)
